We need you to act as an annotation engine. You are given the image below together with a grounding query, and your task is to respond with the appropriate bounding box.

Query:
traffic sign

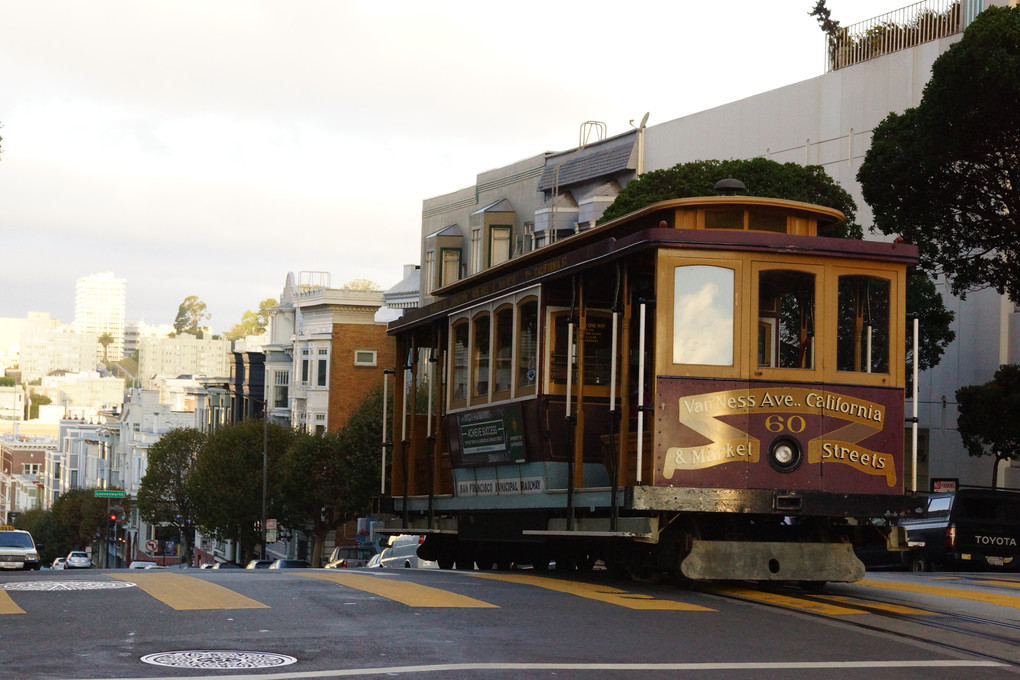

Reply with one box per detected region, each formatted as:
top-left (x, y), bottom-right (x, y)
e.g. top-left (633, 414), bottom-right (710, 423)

top-left (94, 490), bottom-right (127, 498)
top-left (144, 539), bottom-right (158, 553)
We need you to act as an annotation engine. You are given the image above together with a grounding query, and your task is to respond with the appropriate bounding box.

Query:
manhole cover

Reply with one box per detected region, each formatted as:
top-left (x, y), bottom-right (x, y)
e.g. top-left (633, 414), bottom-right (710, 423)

top-left (140, 651), bottom-right (297, 670)
top-left (1, 581), bottom-right (136, 592)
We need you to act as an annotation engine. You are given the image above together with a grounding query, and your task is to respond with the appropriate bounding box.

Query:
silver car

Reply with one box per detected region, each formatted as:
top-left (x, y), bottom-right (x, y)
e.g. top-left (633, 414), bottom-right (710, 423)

top-left (65, 551), bottom-right (92, 569)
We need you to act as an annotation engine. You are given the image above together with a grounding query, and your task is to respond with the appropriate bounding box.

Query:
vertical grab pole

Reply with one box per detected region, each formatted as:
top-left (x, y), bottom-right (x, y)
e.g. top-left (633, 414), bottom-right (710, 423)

top-left (636, 301), bottom-right (647, 485)
top-left (565, 318), bottom-right (576, 530)
top-left (609, 309), bottom-right (620, 530)
top-left (426, 349), bottom-right (437, 528)
top-left (912, 315), bottom-right (919, 493)
top-left (381, 369), bottom-right (393, 496)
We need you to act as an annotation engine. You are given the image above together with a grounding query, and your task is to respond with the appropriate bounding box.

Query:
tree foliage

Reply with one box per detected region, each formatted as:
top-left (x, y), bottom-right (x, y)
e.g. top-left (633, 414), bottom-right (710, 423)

top-left (190, 419), bottom-right (293, 562)
top-left (173, 295), bottom-right (210, 336)
top-left (137, 427), bottom-right (205, 565)
top-left (225, 298), bottom-right (277, 342)
top-left (277, 389), bottom-right (383, 565)
top-left (956, 364), bottom-right (1020, 487)
top-left (343, 279), bottom-right (381, 291)
top-left (50, 488), bottom-right (129, 552)
top-left (857, 6), bottom-right (1020, 300)
top-left (600, 158), bottom-right (953, 372)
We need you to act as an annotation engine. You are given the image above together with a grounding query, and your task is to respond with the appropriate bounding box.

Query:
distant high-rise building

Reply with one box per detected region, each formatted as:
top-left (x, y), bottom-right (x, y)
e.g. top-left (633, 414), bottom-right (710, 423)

top-left (73, 272), bottom-right (126, 362)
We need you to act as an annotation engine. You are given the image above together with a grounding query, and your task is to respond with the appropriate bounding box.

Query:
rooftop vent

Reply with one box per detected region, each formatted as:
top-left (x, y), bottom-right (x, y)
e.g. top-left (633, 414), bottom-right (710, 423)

top-left (714, 178), bottom-right (746, 196)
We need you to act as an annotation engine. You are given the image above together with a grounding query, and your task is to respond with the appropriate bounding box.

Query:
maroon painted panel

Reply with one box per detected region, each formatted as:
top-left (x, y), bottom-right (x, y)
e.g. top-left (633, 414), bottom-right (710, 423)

top-left (655, 378), bottom-right (904, 495)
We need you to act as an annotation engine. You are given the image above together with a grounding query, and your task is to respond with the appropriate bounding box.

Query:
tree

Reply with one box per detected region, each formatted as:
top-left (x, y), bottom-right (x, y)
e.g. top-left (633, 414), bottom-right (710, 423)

top-left (29, 393), bottom-right (51, 419)
top-left (225, 298), bottom-right (277, 342)
top-left (857, 6), bottom-right (1020, 301)
top-left (277, 432), bottom-right (344, 567)
top-left (190, 419), bottom-right (294, 563)
top-left (0, 376), bottom-right (14, 386)
top-left (276, 390), bottom-right (383, 566)
top-left (343, 279), bottom-right (381, 291)
top-left (98, 332), bottom-right (114, 364)
top-left (137, 428), bottom-right (205, 567)
top-left (956, 364), bottom-right (1020, 487)
top-left (50, 488), bottom-right (128, 553)
top-left (600, 157), bottom-right (954, 372)
top-left (174, 295), bottom-right (210, 336)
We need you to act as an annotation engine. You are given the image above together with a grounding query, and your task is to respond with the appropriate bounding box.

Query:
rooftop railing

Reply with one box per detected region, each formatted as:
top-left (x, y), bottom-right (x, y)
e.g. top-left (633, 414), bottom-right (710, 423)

top-left (825, 0), bottom-right (976, 71)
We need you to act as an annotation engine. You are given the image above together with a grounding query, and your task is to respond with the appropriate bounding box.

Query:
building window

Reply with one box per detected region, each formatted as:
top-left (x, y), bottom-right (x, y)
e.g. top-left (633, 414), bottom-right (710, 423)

top-left (470, 228), bottom-right (482, 274)
top-left (274, 370), bottom-right (290, 408)
top-left (441, 248), bottom-right (461, 288)
top-left (423, 250), bottom-right (435, 295)
top-left (354, 350), bottom-right (377, 366)
top-left (490, 226), bottom-right (511, 268)
top-left (23, 463), bottom-right (41, 476)
top-left (317, 359), bottom-right (328, 386)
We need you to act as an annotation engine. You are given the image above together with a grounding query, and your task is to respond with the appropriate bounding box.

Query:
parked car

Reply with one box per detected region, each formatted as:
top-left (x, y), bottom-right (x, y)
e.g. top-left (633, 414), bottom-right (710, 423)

top-left (379, 534), bottom-right (438, 569)
top-left (128, 560), bottom-right (159, 569)
top-left (0, 526), bottom-right (41, 570)
top-left (268, 559), bottom-right (310, 569)
top-left (365, 552), bottom-right (383, 568)
top-left (324, 545), bottom-right (377, 569)
top-left (245, 559), bottom-right (273, 569)
top-left (900, 487), bottom-right (1020, 572)
top-left (210, 561), bottom-right (241, 569)
top-left (65, 551), bottom-right (92, 569)
top-left (51, 557), bottom-right (67, 570)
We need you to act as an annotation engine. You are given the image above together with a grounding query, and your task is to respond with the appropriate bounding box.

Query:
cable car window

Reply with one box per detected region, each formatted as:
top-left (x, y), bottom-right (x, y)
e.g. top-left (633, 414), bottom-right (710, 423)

top-left (748, 209), bottom-right (787, 233)
top-left (549, 310), bottom-right (613, 391)
top-left (472, 312), bottom-right (490, 399)
top-left (837, 275), bottom-right (890, 374)
top-left (758, 270), bottom-right (815, 369)
top-left (704, 208), bottom-right (744, 230)
top-left (517, 297), bottom-right (538, 396)
top-left (451, 319), bottom-right (469, 408)
top-left (493, 305), bottom-right (513, 399)
top-left (673, 265), bottom-right (734, 366)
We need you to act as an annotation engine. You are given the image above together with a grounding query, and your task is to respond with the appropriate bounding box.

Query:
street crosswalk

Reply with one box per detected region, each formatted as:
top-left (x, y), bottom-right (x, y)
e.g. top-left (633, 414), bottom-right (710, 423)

top-left (1, 571), bottom-right (1020, 616)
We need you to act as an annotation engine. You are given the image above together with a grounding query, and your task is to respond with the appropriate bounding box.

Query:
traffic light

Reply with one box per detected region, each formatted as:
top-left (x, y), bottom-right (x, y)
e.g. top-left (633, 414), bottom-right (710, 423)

top-left (109, 512), bottom-right (119, 522)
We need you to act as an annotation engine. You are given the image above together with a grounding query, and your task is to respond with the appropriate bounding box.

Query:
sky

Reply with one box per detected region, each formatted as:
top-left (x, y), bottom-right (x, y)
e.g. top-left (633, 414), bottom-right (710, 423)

top-left (0, 0), bottom-right (903, 334)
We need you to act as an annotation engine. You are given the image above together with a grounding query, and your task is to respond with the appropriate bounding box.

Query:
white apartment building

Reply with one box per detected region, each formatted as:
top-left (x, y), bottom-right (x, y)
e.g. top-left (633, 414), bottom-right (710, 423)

top-left (123, 320), bottom-right (174, 357)
top-left (44, 419), bottom-right (104, 506)
top-left (73, 271), bottom-right (126, 362)
top-left (0, 384), bottom-right (25, 422)
top-left (34, 372), bottom-right (126, 422)
top-left (265, 271), bottom-right (386, 433)
top-left (137, 333), bottom-right (230, 392)
top-left (19, 325), bottom-right (99, 383)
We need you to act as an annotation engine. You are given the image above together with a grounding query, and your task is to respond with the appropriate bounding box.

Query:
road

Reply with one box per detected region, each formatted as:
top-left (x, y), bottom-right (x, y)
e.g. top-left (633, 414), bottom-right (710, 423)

top-left (2, 567), bottom-right (1019, 679)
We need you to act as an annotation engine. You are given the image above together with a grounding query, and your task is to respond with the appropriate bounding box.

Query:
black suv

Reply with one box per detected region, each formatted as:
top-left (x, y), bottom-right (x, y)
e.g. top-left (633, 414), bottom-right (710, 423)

top-left (901, 487), bottom-right (1020, 572)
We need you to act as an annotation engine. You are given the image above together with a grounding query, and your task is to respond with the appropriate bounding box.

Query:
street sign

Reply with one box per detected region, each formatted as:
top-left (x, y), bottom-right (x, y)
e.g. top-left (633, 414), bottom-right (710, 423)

top-left (144, 539), bottom-right (158, 553)
top-left (94, 490), bottom-right (127, 498)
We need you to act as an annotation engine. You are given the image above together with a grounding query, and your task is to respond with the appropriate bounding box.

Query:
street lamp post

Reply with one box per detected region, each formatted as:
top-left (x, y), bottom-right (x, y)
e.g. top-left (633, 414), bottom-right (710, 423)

top-left (261, 404), bottom-right (268, 559)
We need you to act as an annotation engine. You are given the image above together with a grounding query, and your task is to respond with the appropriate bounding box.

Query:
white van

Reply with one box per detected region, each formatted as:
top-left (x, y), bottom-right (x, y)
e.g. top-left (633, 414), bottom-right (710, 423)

top-left (379, 534), bottom-right (437, 569)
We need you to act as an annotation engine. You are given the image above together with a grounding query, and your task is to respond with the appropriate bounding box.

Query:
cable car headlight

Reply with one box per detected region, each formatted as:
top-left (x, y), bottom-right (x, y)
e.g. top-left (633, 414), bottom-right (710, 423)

top-left (768, 436), bottom-right (803, 472)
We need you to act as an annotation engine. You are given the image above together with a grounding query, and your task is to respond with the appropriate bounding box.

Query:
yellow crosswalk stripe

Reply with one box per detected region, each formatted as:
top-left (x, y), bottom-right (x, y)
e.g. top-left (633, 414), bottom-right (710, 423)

top-left (813, 593), bottom-right (936, 615)
top-left (0, 589), bottom-right (25, 615)
top-left (109, 572), bottom-right (269, 611)
top-left (858, 578), bottom-right (1020, 610)
top-left (472, 573), bottom-right (714, 611)
top-left (301, 572), bottom-right (498, 608)
top-left (708, 585), bottom-right (866, 615)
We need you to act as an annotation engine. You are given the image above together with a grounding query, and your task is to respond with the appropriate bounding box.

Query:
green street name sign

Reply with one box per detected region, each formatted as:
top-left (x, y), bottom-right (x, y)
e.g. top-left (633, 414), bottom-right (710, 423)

top-left (93, 490), bottom-right (126, 498)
